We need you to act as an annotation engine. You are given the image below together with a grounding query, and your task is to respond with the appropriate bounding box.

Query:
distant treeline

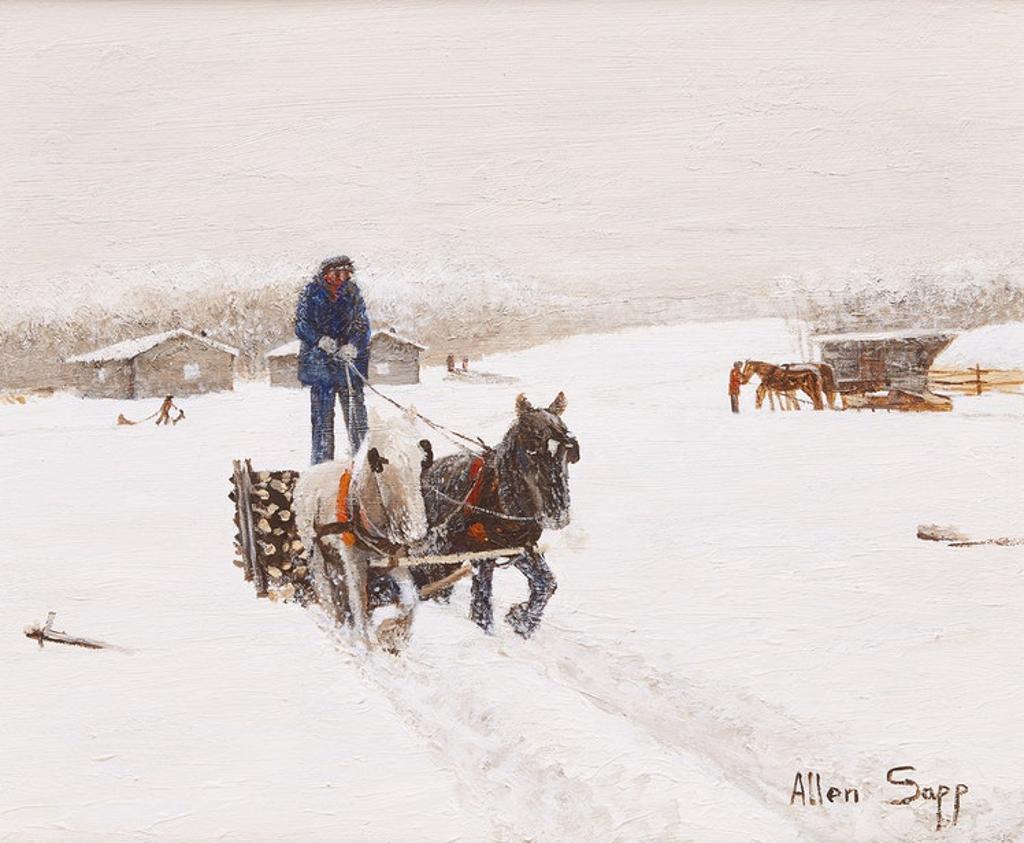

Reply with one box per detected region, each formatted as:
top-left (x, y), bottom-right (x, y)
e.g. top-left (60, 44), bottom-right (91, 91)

top-left (775, 271), bottom-right (1024, 335)
top-left (0, 273), bottom-right (712, 390)
top-left (0, 275), bottom-right (549, 389)
top-left (9, 265), bottom-right (1017, 390)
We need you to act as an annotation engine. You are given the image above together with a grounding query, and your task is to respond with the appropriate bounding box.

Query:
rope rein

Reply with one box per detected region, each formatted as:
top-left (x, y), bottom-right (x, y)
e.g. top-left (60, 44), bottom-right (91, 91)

top-left (341, 359), bottom-right (490, 454)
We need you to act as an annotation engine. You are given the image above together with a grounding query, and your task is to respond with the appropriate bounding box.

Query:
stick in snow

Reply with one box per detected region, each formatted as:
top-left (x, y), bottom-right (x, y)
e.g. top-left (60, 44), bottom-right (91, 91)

top-left (917, 524), bottom-right (1024, 547)
top-left (24, 612), bottom-right (129, 652)
top-left (948, 537), bottom-right (1024, 548)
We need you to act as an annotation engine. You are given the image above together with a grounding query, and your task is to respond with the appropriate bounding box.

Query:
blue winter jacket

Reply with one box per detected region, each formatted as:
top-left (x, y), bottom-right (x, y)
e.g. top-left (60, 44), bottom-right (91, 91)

top-left (294, 279), bottom-right (371, 386)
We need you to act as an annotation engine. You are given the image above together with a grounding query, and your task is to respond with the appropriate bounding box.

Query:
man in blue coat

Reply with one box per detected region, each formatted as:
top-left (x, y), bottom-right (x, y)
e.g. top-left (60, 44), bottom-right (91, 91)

top-left (295, 255), bottom-right (372, 464)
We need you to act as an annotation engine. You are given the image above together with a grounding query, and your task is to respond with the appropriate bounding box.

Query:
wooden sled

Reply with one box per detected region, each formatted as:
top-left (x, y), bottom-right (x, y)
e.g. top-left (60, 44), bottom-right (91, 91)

top-left (229, 460), bottom-right (524, 649)
top-left (840, 389), bottom-right (952, 412)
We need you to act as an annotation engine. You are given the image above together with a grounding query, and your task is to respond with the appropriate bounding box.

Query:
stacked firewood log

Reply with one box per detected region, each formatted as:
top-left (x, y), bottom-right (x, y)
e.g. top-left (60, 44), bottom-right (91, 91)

top-left (229, 468), bottom-right (316, 604)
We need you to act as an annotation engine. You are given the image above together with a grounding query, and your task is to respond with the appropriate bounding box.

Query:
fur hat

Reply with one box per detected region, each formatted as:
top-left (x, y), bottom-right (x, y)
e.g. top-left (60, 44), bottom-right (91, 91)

top-left (318, 255), bottom-right (355, 275)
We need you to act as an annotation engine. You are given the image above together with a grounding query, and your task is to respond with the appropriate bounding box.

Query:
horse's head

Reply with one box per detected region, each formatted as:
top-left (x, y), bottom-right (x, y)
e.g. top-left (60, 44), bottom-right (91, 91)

top-left (498, 392), bottom-right (580, 530)
top-left (353, 408), bottom-right (433, 547)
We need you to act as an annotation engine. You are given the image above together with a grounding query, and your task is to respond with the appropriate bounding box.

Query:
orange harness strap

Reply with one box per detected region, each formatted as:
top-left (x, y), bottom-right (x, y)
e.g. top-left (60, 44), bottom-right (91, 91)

top-left (334, 469), bottom-right (357, 546)
top-left (464, 457), bottom-right (487, 514)
top-left (464, 457), bottom-right (491, 545)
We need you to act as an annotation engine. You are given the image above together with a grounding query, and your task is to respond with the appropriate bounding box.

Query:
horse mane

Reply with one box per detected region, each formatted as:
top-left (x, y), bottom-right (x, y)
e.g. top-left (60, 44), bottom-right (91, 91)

top-left (494, 417), bottom-right (529, 516)
top-left (350, 412), bottom-right (428, 545)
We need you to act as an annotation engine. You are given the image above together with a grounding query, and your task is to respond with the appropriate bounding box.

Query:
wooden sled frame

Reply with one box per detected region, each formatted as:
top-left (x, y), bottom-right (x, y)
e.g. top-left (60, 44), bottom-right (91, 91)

top-left (231, 459), bottom-right (525, 648)
top-left (310, 537), bottom-right (527, 648)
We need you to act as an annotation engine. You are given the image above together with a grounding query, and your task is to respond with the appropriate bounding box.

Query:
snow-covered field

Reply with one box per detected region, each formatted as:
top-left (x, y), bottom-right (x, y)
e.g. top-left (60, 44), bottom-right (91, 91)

top-left (2, 319), bottom-right (1022, 843)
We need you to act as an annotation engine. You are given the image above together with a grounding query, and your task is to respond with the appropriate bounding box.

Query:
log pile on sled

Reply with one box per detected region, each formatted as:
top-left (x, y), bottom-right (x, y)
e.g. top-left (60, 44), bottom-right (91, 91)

top-left (228, 391), bottom-right (579, 649)
top-left (229, 461), bottom-right (315, 604)
top-left (229, 460), bottom-right (522, 617)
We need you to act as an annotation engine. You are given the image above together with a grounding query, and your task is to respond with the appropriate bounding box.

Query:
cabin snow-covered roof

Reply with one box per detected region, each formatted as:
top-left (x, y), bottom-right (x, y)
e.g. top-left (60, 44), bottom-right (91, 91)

top-left (810, 329), bottom-right (957, 344)
top-left (264, 330), bottom-right (426, 359)
top-left (372, 329), bottom-right (427, 351)
top-left (66, 329), bottom-right (239, 363)
top-left (265, 340), bottom-right (300, 359)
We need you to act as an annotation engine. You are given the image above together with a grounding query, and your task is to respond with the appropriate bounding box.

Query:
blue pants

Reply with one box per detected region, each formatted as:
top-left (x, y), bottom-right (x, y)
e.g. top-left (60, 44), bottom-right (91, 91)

top-left (310, 382), bottom-right (368, 464)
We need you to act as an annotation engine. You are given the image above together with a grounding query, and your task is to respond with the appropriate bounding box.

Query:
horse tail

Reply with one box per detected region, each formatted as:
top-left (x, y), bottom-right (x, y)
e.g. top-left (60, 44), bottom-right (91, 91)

top-left (818, 363), bottom-right (837, 395)
top-left (816, 363), bottom-right (837, 408)
top-left (810, 370), bottom-right (825, 410)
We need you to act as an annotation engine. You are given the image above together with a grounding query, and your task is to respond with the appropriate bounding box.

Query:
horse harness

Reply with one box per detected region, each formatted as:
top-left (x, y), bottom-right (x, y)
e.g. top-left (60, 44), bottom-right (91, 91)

top-left (436, 456), bottom-right (540, 552)
top-left (314, 465), bottom-right (407, 561)
top-left (316, 456), bottom-right (539, 565)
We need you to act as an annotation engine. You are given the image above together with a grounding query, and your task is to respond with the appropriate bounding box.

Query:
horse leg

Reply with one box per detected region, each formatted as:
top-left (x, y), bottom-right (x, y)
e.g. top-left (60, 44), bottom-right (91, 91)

top-left (801, 383), bottom-right (821, 410)
top-left (506, 548), bottom-right (557, 638)
top-left (756, 384), bottom-right (767, 410)
top-left (470, 559), bottom-right (496, 632)
top-left (310, 539), bottom-right (349, 626)
top-left (374, 568), bottom-right (418, 653)
top-left (341, 553), bottom-right (370, 643)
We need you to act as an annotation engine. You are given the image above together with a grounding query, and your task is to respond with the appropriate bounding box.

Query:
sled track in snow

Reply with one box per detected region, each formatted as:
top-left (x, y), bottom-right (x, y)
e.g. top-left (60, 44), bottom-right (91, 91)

top-left (316, 605), bottom-right (1024, 843)
top-left (500, 621), bottom-right (806, 808)
top-left (317, 612), bottom-right (640, 842)
top-left (492, 623), bottom-right (843, 841)
top-left (488, 623), bottom-right (1024, 843)
top-left (314, 608), bottom-right (828, 842)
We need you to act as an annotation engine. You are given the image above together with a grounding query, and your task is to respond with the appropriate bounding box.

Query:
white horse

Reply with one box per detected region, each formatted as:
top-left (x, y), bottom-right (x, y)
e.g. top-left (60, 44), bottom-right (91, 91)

top-left (294, 408), bottom-right (433, 649)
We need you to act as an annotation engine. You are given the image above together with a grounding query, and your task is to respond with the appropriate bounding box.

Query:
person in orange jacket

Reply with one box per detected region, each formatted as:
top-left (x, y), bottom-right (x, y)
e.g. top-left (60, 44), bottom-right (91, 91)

top-left (729, 361), bottom-right (743, 413)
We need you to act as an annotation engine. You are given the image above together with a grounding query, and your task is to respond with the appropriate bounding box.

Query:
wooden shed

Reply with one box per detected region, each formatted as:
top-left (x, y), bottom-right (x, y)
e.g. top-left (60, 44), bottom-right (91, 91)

top-left (369, 330), bottom-right (426, 385)
top-left (265, 329), bottom-right (427, 387)
top-left (265, 340), bottom-right (302, 387)
top-left (810, 329), bottom-right (956, 410)
top-left (66, 330), bottom-right (238, 399)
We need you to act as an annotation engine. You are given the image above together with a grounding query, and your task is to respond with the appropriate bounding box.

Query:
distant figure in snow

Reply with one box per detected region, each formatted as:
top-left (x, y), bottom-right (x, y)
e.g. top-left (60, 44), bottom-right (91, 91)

top-left (461, 356), bottom-right (469, 371)
top-left (446, 353), bottom-right (455, 373)
top-left (155, 395), bottom-right (178, 425)
top-left (295, 255), bottom-right (372, 464)
top-left (729, 361), bottom-right (742, 413)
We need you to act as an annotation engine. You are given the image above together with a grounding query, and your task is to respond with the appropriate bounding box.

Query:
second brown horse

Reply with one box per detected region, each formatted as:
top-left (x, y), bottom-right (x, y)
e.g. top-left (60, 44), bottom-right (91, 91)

top-left (741, 360), bottom-right (835, 410)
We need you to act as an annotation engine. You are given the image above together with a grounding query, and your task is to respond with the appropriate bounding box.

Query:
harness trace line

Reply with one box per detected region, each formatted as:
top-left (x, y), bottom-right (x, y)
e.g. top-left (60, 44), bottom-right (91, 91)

top-left (429, 487), bottom-right (537, 524)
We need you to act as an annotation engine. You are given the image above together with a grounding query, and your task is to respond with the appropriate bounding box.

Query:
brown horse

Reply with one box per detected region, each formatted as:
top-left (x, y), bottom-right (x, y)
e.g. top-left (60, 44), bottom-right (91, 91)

top-left (780, 362), bottom-right (838, 410)
top-left (741, 360), bottom-right (825, 410)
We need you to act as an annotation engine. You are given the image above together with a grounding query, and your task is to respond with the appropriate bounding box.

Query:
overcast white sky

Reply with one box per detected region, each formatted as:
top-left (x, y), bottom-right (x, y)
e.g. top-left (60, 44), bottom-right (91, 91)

top-left (2, 1), bottom-right (1022, 319)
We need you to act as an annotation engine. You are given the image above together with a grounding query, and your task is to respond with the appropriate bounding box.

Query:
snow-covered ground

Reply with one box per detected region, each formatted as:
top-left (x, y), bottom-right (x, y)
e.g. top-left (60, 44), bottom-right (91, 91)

top-left (2, 319), bottom-right (1022, 843)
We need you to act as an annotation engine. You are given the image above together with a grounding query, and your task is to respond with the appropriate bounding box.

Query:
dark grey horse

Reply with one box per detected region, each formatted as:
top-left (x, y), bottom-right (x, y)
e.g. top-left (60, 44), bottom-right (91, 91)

top-left (415, 392), bottom-right (580, 638)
